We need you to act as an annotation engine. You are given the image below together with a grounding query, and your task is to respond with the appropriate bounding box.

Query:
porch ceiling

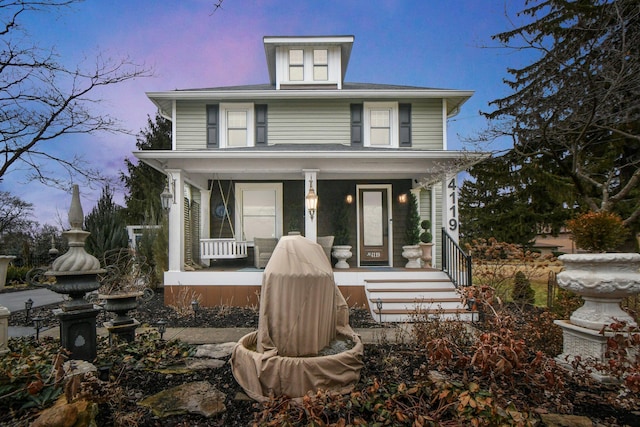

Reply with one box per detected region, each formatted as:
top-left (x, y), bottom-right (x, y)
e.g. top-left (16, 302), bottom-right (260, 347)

top-left (135, 149), bottom-right (487, 189)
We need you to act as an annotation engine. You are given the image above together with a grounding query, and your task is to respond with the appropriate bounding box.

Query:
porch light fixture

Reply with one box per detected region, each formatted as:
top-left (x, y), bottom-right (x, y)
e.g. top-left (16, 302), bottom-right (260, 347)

top-left (305, 178), bottom-right (318, 220)
top-left (398, 193), bottom-right (408, 204)
top-left (345, 194), bottom-right (353, 204)
top-left (160, 179), bottom-right (175, 211)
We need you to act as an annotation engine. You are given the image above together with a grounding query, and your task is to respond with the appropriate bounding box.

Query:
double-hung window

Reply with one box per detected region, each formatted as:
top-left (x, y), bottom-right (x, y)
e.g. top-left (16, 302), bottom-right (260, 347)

top-left (289, 49), bottom-right (304, 81)
top-left (363, 102), bottom-right (399, 147)
top-left (219, 103), bottom-right (254, 148)
top-left (313, 49), bottom-right (328, 81)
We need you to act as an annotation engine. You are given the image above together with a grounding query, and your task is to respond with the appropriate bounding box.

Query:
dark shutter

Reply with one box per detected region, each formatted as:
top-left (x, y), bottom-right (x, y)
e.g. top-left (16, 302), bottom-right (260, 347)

top-left (255, 104), bottom-right (268, 146)
top-left (350, 104), bottom-right (363, 147)
top-left (206, 105), bottom-right (219, 148)
top-left (399, 103), bottom-right (411, 147)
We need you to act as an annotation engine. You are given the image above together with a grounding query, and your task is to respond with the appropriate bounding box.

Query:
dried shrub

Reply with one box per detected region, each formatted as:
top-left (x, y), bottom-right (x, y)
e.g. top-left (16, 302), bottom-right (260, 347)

top-left (512, 271), bottom-right (535, 305)
top-left (566, 211), bottom-right (627, 253)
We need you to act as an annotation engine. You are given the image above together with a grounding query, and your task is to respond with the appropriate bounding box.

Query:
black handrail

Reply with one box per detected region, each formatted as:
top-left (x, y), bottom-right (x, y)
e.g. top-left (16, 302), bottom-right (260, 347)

top-left (441, 228), bottom-right (472, 288)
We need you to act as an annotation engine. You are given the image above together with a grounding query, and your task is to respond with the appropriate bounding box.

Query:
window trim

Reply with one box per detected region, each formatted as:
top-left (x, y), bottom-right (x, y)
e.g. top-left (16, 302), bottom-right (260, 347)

top-left (363, 102), bottom-right (399, 148)
top-left (234, 182), bottom-right (283, 242)
top-left (219, 103), bottom-right (255, 148)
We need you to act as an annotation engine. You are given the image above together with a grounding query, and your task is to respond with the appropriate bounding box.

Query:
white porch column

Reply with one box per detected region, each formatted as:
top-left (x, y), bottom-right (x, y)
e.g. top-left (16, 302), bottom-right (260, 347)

top-left (200, 188), bottom-right (211, 267)
top-left (303, 169), bottom-right (318, 242)
top-left (167, 169), bottom-right (185, 272)
top-left (442, 173), bottom-right (459, 243)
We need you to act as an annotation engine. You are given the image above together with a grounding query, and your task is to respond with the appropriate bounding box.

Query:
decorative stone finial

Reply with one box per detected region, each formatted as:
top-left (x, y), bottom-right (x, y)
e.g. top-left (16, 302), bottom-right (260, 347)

top-left (68, 184), bottom-right (83, 230)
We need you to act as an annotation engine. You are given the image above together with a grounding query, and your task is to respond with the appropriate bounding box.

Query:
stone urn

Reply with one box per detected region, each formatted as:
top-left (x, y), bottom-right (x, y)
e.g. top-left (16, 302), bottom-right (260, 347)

top-left (554, 253), bottom-right (640, 377)
top-left (402, 245), bottom-right (422, 268)
top-left (556, 253), bottom-right (640, 330)
top-left (332, 245), bottom-right (352, 269)
top-left (419, 242), bottom-right (434, 268)
top-left (0, 255), bottom-right (16, 291)
top-left (99, 292), bottom-right (143, 326)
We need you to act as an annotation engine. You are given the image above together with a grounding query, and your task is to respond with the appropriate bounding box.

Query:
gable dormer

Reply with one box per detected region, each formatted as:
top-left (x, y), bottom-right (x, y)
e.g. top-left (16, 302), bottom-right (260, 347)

top-left (263, 35), bottom-right (354, 90)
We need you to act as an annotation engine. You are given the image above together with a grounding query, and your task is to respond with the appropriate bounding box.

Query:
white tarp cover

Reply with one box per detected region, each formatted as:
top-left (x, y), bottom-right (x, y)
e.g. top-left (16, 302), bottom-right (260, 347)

top-left (231, 236), bottom-right (364, 401)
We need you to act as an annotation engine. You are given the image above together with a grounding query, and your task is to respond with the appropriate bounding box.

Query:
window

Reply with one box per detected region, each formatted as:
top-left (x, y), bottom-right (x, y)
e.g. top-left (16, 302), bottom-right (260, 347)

top-left (313, 49), bottom-right (328, 81)
top-left (219, 103), bottom-right (254, 148)
top-left (363, 102), bottom-right (399, 147)
top-left (289, 49), bottom-right (304, 81)
top-left (235, 183), bottom-right (283, 241)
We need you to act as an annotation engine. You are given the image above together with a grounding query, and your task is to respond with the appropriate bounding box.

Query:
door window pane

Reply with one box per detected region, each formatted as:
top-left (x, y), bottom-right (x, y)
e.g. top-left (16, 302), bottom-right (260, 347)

top-left (243, 189), bottom-right (276, 240)
top-left (363, 191), bottom-right (383, 246)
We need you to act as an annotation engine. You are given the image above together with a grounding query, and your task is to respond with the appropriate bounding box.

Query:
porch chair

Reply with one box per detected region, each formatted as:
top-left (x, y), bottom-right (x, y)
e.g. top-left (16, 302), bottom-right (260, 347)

top-left (253, 237), bottom-right (278, 268)
top-left (317, 235), bottom-right (334, 262)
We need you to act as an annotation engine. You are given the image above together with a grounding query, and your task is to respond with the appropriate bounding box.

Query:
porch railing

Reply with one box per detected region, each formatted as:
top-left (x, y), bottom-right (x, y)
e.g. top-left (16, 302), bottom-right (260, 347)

top-left (441, 228), bottom-right (472, 288)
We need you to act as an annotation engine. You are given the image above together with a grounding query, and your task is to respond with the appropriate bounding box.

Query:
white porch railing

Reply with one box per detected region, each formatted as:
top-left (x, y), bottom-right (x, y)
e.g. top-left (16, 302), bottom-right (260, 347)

top-left (200, 238), bottom-right (248, 259)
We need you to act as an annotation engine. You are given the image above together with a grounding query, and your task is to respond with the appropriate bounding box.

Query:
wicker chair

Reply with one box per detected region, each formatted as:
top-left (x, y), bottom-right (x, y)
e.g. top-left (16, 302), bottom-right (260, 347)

top-left (253, 237), bottom-right (278, 268)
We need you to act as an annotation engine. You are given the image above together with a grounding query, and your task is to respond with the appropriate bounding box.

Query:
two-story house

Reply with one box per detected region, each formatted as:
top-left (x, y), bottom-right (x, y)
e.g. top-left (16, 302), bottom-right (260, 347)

top-left (135, 35), bottom-right (484, 321)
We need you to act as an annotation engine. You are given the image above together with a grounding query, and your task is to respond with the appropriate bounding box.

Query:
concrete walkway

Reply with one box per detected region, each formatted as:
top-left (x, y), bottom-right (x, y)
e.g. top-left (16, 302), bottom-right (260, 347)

top-left (0, 287), bottom-right (64, 313)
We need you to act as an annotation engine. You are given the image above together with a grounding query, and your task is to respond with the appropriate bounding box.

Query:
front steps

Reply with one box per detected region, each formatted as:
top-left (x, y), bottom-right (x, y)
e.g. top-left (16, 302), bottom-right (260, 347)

top-left (364, 271), bottom-right (475, 323)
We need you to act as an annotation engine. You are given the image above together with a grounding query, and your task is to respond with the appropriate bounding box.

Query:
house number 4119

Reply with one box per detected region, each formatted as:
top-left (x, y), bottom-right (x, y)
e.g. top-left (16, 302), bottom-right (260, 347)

top-left (448, 178), bottom-right (458, 232)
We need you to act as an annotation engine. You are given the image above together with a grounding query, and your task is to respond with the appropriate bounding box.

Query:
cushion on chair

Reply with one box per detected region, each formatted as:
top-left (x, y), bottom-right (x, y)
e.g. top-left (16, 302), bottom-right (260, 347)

top-left (254, 237), bottom-right (279, 268)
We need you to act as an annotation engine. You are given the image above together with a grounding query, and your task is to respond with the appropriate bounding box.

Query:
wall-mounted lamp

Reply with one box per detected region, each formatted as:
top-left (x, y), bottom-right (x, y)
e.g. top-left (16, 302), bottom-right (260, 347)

top-left (345, 194), bottom-right (353, 204)
top-left (160, 176), bottom-right (175, 211)
top-left (305, 178), bottom-right (318, 220)
top-left (398, 193), bottom-right (408, 204)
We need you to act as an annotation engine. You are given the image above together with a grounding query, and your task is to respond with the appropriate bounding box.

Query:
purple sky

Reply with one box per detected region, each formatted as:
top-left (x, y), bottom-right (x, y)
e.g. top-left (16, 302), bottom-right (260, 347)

top-left (2, 0), bottom-right (529, 226)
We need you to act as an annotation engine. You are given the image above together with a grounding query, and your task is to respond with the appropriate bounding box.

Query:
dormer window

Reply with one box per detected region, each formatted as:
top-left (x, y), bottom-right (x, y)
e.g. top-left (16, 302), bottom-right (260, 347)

top-left (264, 35), bottom-right (353, 90)
top-left (289, 49), bottom-right (304, 81)
top-left (313, 49), bottom-right (328, 81)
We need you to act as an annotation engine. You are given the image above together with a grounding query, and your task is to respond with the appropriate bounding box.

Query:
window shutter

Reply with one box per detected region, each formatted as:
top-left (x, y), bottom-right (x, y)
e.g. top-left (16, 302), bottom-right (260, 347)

top-left (399, 103), bottom-right (411, 147)
top-left (350, 104), bottom-right (363, 147)
top-left (255, 104), bottom-right (268, 146)
top-left (207, 105), bottom-right (219, 148)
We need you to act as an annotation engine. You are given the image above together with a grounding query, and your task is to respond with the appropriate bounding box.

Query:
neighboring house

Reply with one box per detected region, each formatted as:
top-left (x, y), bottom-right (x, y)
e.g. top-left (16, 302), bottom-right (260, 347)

top-left (135, 35), bottom-right (484, 320)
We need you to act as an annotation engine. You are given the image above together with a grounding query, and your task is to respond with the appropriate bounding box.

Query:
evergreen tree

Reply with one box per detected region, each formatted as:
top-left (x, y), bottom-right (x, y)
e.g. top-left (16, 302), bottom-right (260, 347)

top-left (85, 184), bottom-right (129, 263)
top-left (482, 0), bottom-right (640, 236)
top-left (121, 113), bottom-right (172, 225)
top-left (459, 151), bottom-right (570, 247)
top-left (404, 192), bottom-right (421, 245)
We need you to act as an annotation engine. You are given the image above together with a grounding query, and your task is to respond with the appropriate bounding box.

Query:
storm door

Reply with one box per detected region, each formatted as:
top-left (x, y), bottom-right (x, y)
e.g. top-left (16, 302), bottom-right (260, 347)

top-left (357, 185), bottom-right (392, 266)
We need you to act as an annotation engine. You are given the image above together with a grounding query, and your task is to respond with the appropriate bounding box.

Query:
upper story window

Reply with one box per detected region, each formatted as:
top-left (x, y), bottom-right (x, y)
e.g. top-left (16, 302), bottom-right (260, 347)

top-left (221, 103), bottom-right (254, 147)
top-left (363, 102), bottom-right (399, 148)
top-left (313, 49), bottom-right (328, 81)
top-left (289, 49), bottom-right (304, 81)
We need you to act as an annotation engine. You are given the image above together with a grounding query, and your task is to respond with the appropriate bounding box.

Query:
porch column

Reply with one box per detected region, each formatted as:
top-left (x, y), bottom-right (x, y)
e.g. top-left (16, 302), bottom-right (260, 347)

top-left (200, 188), bottom-right (211, 267)
top-left (442, 173), bottom-right (459, 244)
top-left (167, 169), bottom-right (185, 272)
top-left (303, 169), bottom-right (318, 242)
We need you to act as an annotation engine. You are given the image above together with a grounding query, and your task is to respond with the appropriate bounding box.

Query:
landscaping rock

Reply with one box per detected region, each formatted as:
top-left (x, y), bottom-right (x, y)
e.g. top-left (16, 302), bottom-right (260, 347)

top-left (138, 380), bottom-right (226, 418)
top-left (185, 357), bottom-right (226, 369)
top-left (539, 413), bottom-right (594, 427)
top-left (31, 397), bottom-right (97, 427)
top-left (194, 342), bottom-right (236, 359)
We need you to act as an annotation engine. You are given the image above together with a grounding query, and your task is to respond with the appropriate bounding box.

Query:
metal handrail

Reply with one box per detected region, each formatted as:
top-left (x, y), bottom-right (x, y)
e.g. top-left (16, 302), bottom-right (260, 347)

top-left (441, 228), bottom-right (472, 288)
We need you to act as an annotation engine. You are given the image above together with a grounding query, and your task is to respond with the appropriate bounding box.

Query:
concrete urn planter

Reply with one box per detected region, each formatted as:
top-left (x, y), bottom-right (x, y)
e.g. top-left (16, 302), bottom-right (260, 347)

top-left (556, 253), bottom-right (640, 330)
top-left (402, 245), bottom-right (422, 269)
top-left (419, 243), bottom-right (434, 268)
top-left (332, 245), bottom-right (352, 269)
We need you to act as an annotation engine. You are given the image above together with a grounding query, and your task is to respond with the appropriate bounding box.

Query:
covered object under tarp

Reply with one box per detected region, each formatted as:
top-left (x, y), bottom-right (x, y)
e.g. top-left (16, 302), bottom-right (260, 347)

top-left (231, 236), bottom-right (364, 401)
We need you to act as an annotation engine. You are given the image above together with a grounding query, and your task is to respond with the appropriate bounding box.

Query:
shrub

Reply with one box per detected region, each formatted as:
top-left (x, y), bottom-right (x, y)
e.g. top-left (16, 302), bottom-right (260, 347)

top-left (404, 192), bottom-right (420, 245)
top-left (5, 265), bottom-right (30, 284)
top-left (566, 211), bottom-right (627, 253)
top-left (419, 219), bottom-right (432, 243)
top-left (512, 271), bottom-right (535, 305)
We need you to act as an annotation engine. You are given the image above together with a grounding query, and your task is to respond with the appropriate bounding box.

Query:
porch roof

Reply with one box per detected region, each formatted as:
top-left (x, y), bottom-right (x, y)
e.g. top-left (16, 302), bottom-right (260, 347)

top-left (134, 145), bottom-right (487, 190)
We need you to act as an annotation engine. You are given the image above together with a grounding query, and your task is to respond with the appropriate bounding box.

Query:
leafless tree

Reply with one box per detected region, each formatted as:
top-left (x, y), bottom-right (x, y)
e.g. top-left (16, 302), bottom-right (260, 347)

top-left (0, 0), bottom-right (150, 188)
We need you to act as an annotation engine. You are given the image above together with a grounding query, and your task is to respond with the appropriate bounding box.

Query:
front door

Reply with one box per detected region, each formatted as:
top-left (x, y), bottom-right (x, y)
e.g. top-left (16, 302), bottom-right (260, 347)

top-left (357, 185), bottom-right (392, 266)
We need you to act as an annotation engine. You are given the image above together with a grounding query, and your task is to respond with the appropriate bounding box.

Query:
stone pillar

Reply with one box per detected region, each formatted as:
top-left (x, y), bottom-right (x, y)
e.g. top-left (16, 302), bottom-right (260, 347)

top-left (0, 306), bottom-right (10, 355)
top-left (0, 255), bottom-right (16, 291)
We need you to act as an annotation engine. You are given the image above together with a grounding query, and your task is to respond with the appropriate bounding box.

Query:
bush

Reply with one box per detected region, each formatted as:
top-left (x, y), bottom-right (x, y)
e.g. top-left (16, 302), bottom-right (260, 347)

top-left (5, 265), bottom-right (30, 284)
top-left (419, 219), bottom-right (432, 244)
top-left (566, 211), bottom-right (627, 252)
top-left (404, 192), bottom-right (420, 245)
top-left (512, 271), bottom-right (535, 305)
